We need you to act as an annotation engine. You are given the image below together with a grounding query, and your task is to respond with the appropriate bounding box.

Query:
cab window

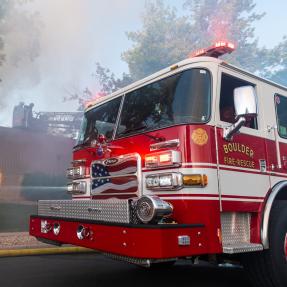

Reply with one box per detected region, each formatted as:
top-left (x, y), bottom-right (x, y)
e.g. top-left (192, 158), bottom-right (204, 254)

top-left (275, 94), bottom-right (287, 138)
top-left (219, 73), bottom-right (258, 129)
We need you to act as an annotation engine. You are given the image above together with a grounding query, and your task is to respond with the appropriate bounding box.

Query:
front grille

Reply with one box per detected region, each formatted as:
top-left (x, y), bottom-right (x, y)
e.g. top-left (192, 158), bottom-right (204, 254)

top-left (90, 153), bottom-right (142, 197)
top-left (38, 199), bottom-right (130, 223)
top-left (129, 200), bottom-right (141, 224)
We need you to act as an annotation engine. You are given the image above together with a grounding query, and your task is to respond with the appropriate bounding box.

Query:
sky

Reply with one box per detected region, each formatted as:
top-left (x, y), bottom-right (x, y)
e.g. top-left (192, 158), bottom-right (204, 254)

top-left (0, 0), bottom-right (287, 127)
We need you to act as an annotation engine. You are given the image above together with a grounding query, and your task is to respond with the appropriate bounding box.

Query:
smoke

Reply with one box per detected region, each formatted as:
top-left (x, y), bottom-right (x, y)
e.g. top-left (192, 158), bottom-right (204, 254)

top-left (0, 0), bottom-right (144, 127)
top-left (0, 1), bottom-right (42, 124)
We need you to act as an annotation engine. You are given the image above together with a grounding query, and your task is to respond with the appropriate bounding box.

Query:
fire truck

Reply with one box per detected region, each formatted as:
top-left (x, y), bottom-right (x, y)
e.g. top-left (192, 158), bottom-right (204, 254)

top-left (30, 42), bottom-right (287, 287)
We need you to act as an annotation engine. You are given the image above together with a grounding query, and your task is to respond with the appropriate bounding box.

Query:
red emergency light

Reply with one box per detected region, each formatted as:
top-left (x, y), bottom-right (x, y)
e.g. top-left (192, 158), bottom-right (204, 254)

top-left (189, 41), bottom-right (235, 58)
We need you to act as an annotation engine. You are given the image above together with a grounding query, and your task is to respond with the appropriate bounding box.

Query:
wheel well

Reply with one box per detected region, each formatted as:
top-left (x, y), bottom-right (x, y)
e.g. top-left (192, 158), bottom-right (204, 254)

top-left (261, 181), bottom-right (287, 248)
top-left (274, 186), bottom-right (287, 200)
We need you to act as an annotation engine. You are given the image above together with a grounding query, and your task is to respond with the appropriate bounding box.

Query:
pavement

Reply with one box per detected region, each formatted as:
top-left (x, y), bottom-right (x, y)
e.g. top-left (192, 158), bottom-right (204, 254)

top-left (0, 253), bottom-right (252, 287)
top-left (0, 234), bottom-right (253, 286)
top-left (0, 232), bottom-right (49, 250)
top-left (0, 232), bottom-right (93, 257)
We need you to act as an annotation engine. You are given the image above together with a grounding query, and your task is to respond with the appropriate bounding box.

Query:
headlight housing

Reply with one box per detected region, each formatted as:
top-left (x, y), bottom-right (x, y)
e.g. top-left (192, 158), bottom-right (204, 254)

top-left (145, 150), bottom-right (181, 169)
top-left (67, 181), bottom-right (86, 194)
top-left (146, 173), bottom-right (183, 190)
top-left (146, 173), bottom-right (208, 190)
top-left (66, 166), bottom-right (86, 179)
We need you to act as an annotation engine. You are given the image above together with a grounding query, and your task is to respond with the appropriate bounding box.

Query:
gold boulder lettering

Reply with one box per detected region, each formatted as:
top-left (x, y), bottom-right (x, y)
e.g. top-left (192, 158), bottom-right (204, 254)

top-left (222, 142), bottom-right (255, 168)
top-left (223, 143), bottom-right (254, 158)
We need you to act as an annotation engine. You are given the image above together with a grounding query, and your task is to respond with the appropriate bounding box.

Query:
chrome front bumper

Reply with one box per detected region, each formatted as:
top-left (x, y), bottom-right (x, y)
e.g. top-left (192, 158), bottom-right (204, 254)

top-left (38, 199), bottom-right (130, 224)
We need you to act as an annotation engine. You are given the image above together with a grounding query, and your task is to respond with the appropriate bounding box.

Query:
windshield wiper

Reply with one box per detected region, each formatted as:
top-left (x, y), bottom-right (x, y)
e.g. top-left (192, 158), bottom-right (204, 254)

top-left (118, 124), bottom-right (165, 142)
top-left (118, 125), bottom-right (147, 136)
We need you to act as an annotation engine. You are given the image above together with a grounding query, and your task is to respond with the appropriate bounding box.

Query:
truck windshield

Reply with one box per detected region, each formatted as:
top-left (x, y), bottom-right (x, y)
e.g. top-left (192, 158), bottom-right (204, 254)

top-left (77, 68), bottom-right (211, 146)
top-left (116, 68), bottom-right (211, 137)
top-left (77, 97), bottom-right (122, 145)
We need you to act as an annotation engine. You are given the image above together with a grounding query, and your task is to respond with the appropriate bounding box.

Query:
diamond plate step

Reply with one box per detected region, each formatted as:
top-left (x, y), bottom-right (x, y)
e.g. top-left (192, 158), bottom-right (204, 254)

top-left (38, 199), bottom-right (130, 223)
top-left (223, 243), bottom-right (263, 254)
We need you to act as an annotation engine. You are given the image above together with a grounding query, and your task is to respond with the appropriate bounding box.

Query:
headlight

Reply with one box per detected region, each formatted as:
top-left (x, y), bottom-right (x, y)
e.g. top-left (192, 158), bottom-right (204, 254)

top-left (146, 176), bottom-right (160, 188)
top-left (146, 173), bottom-right (208, 190)
top-left (136, 195), bottom-right (173, 224)
top-left (146, 173), bottom-right (183, 190)
top-left (66, 166), bottom-right (86, 179)
top-left (67, 181), bottom-right (86, 195)
top-left (66, 168), bottom-right (74, 179)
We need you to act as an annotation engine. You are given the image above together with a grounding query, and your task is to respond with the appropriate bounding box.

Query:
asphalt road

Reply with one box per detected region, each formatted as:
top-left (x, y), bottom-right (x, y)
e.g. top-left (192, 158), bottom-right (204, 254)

top-left (0, 253), bottom-right (252, 287)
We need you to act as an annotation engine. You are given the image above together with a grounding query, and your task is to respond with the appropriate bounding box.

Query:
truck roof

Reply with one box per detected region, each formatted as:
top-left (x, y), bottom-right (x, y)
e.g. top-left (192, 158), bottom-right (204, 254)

top-left (85, 56), bottom-right (287, 112)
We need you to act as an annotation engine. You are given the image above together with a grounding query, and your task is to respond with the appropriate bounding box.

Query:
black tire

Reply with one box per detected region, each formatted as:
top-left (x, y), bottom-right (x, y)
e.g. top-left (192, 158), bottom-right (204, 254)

top-left (241, 200), bottom-right (287, 287)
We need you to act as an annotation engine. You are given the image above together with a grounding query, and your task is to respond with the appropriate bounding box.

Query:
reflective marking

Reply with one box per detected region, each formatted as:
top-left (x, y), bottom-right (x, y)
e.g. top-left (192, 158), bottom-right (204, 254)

top-left (159, 196), bottom-right (263, 202)
top-left (182, 162), bottom-right (217, 167)
top-left (219, 164), bottom-right (261, 173)
top-left (160, 196), bottom-right (219, 201)
top-left (221, 198), bottom-right (263, 202)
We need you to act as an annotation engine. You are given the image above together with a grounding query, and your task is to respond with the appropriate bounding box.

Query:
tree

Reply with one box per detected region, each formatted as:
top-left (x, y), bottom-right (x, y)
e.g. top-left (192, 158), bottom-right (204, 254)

top-left (81, 0), bottom-right (286, 107)
top-left (268, 37), bottom-right (287, 86)
top-left (183, 0), bottom-right (269, 72)
top-left (122, 1), bottom-right (193, 80)
top-left (123, 0), bottom-right (286, 82)
top-left (64, 62), bottom-right (133, 111)
top-left (93, 62), bottom-right (132, 94)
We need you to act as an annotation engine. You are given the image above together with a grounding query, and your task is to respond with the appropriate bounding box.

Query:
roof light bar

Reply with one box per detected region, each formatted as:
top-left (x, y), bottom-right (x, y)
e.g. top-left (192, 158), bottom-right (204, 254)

top-left (189, 41), bottom-right (235, 58)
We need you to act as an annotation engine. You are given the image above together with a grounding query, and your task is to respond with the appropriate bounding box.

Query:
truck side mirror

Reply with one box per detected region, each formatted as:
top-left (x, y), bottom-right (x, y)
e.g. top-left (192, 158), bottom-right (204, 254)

top-left (234, 86), bottom-right (258, 118)
top-left (223, 85), bottom-right (258, 141)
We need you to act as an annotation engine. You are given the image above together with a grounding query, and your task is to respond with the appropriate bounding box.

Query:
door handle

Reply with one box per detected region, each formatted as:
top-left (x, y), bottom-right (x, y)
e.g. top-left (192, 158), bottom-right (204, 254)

top-left (267, 125), bottom-right (282, 169)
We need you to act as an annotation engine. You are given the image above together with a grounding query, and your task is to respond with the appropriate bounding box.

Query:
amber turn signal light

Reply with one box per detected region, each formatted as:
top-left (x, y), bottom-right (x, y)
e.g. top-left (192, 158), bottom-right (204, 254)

top-left (183, 174), bottom-right (208, 187)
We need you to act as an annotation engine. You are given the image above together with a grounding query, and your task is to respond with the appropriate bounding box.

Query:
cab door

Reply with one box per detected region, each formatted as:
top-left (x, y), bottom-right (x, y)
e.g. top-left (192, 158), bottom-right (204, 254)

top-left (263, 86), bottom-right (287, 188)
top-left (215, 67), bottom-right (270, 212)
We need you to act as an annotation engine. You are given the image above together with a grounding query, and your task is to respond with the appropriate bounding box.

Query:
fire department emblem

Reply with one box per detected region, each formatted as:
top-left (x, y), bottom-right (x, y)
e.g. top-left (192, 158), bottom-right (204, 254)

top-left (191, 128), bottom-right (208, 146)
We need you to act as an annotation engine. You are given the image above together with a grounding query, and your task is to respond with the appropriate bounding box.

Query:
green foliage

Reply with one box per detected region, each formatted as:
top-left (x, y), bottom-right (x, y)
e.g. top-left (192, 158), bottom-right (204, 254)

top-left (68, 62), bottom-right (133, 111)
top-left (267, 37), bottom-right (287, 86)
top-left (122, 1), bottom-right (192, 80)
top-left (123, 0), bottom-right (284, 80)
top-left (94, 62), bottom-right (133, 94)
top-left (93, 0), bottom-right (287, 96)
top-left (183, 0), bottom-right (268, 71)
top-left (65, 0), bottom-right (287, 111)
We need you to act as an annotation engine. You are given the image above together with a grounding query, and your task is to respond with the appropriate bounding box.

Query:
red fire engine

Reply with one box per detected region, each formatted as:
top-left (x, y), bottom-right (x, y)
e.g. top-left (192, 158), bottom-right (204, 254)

top-left (30, 42), bottom-right (287, 287)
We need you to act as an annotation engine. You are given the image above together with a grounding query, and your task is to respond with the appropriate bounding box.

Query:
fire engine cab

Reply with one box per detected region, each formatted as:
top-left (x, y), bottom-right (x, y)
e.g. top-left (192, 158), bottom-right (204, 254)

top-left (30, 42), bottom-right (287, 287)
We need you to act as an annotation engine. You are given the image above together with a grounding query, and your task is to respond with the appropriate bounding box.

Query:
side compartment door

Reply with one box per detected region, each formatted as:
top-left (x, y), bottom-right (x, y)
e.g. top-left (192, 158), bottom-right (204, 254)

top-left (215, 68), bottom-right (270, 212)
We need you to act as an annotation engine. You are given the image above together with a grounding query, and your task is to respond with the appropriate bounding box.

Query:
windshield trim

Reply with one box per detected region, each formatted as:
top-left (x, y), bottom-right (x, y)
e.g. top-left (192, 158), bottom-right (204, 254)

top-left (75, 95), bottom-right (123, 147)
top-left (113, 122), bottom-right (209, 141)
top-left (74, 66), bottom-right (213, 149)
top-left (111, 94), bottom-right (125, 140)
top-left (113, 67), bottom-right (213, 140)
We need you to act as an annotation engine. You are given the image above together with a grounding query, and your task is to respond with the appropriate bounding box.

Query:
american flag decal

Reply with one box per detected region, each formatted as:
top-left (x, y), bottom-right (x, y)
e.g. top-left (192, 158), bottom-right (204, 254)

top-left (91, 154), bottom-right (139, 195)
